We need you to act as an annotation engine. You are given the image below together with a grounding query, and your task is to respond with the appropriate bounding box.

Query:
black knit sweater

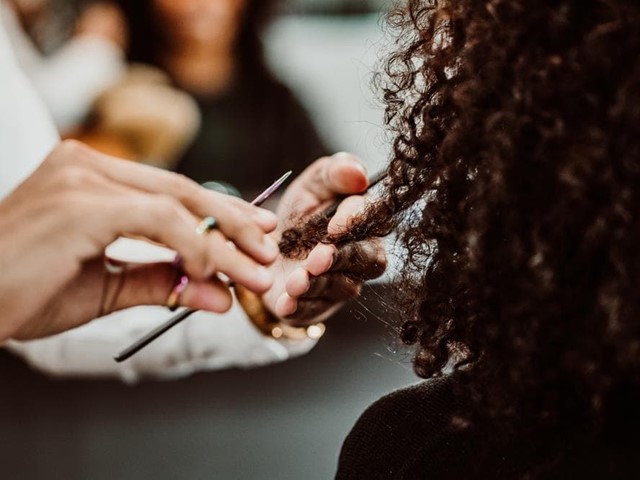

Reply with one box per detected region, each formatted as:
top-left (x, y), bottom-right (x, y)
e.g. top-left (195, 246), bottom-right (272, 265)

top-left (336, 376), bottom-right (640, 479)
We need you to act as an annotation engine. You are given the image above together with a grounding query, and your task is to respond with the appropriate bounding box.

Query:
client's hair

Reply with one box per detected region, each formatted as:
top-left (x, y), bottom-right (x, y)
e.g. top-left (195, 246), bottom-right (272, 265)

top-left (284, 0), bottom-right (640, 423)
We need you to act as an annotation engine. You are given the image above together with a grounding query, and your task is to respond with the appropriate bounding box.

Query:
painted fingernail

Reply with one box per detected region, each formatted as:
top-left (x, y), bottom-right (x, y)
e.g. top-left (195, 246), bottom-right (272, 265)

top-left (171, 253), bottom-right (183, 268)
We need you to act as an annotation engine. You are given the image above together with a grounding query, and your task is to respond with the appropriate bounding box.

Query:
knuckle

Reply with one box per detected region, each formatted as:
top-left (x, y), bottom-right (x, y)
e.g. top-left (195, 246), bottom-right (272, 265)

top-left (51, 190), bottom-right (91, 221)
top-left (153, 194), bottom-right (184, 219)
top-left (55, 139), bottom-right (91, 163)
top-left (168, 172), bottom-right (197, 197)
top-left (55, 166), bottom-right (95, 191)
top-left (227, 217), bottom-right (257, 239)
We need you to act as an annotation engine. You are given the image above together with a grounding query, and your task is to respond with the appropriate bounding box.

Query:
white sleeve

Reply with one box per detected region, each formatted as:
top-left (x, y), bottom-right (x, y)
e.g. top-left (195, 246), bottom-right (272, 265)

top-left (0, 9), bottom-right (58, 198)
top-left (0, 4), bottom-right (125, 132)
top-left (25, 35), bottom-right (126, 131)
top-left (6, 302), bottom-right (317, 383)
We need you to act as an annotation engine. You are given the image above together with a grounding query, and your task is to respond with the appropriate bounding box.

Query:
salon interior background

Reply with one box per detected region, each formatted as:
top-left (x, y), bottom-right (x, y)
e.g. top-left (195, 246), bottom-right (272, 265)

top-left (284, 0), bottom-right (388, 13)
top-left (0, 1), bottom-right (414, 480)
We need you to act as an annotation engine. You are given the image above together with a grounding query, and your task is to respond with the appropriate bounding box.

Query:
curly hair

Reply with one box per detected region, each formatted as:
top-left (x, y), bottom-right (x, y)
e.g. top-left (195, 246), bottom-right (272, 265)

top-left (283, 0), bottom-right (640, 423)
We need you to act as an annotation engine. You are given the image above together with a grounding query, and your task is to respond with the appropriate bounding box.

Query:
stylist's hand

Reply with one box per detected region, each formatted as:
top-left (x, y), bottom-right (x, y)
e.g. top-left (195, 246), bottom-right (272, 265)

top-left (263, 153), bottom-right (387, 326)
top-left (0, 141), bottom-right (278, 341)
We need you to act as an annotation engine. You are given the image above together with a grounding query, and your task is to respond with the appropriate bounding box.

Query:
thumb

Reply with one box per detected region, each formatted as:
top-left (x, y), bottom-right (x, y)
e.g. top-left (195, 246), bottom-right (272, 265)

top-left (281, 153), bottom-right (369, 215)
top-left (323, 152), bottom-right (369, 197)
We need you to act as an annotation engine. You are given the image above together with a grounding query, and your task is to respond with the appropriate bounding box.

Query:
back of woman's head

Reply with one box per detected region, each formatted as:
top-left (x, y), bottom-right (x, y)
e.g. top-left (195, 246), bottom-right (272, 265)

top-left (284, 0), bottom-right (640, 423)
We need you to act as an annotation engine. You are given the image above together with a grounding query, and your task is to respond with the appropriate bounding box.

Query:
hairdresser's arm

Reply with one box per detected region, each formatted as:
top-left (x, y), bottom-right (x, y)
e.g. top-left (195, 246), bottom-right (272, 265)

top-left (6, 153), bottom-right (385, 382)
top-left (0, 140), bottom-right (278, 342)
top-left (263, 153), bottom-right (387, 325)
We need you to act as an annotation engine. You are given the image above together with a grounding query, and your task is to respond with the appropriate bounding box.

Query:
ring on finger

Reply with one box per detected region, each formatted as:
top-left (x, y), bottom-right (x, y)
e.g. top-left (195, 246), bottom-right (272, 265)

top-left (166, 274), bottom-right (190, 311)
top-left (196, 216), bottom-right (218, 235)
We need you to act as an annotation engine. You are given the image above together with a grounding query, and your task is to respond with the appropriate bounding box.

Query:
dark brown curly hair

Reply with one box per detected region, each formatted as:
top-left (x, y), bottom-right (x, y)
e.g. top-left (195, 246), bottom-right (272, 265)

top-left (283, 0), bottom-right (640, 423)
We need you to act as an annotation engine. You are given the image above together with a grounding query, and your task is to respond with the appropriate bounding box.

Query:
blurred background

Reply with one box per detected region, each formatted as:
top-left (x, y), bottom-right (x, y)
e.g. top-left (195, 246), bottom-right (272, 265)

top-left (0, 0), bottom-right (417, 478)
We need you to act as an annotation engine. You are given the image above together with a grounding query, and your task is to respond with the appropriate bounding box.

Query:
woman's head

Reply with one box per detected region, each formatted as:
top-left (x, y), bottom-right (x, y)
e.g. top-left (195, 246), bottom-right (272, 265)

top-left (284, 0), bottom-right (640, 423)
top-left (119, 0), bottom-right (278, 74)
top-left (150, 0), bottom-right (246, 52)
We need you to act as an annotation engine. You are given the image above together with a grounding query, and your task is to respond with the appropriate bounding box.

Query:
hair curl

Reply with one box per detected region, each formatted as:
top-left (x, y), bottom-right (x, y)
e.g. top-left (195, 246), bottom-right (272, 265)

top-left (283, 0), bottom-right (640, 423)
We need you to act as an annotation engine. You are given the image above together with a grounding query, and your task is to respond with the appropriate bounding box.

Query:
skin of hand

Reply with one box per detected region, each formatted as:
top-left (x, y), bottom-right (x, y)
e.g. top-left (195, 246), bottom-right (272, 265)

top-left (262, 153), bottom-right (387, 327)
top-left (0, 140), bottom-right (279, 341)
top-left (74, 1), bottom-right (128, 49)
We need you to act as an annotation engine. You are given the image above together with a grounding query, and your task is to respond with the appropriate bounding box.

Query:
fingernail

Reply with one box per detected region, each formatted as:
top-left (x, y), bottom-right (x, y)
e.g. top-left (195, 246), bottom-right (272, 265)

top-left (333, 152), bottom-right (365, 169)
top-left (171, 253), bottom-right (183, 268)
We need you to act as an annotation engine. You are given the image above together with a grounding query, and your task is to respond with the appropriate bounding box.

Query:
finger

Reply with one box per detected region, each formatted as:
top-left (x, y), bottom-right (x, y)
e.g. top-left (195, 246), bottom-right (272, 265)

top-left (275, 293), bottom-right (298, 318)
top-left (305, 240), bottom-right (387, 280)
top-left (55, 141), bottom-right (279, 263)
top-left (305, 243), bottom-right (337, 276)
top-left (37, 169), bottom-right (214, 281)
top-left (327, 195), bottom-right (366, 235)
top-left (284, 268), bottom-right (361, 301)
top-left (330, 240), bottom-right (387, 280)
top-left (111, 263), bottom-right (233, 314)
top-left (275, 294), bottom-right (344, 326)
top-left (107, 194), bottom-right (274, 292)
top-left (301, 274), bottom-right (361, 301)
top-left (74, 172), bottom-right (275, 291)
top-left (204, 230), bottom-right (274, 293)
top-left (278, 153), bottom-right (369, 216)
top-left (321, 152), bottom-right (369, 197)
top-left (285, 267), bottom-right (311, 298)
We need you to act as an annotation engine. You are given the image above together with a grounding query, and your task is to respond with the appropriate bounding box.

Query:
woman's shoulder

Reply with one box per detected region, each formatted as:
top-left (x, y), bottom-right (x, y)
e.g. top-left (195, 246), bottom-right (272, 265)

top-left (336, 376), bottom-right (460, 480)
top-left (337, 376), bottom-right (640, 479)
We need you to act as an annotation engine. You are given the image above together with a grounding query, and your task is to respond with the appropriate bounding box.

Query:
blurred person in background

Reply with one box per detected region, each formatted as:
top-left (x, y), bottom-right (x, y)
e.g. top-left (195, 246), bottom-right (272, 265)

top-left (117, 0), bottom-right (328, 196)
top-left (0, 0), bottom-right (127, 133)
top-left (2, 0), bottom-right (203, 168)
